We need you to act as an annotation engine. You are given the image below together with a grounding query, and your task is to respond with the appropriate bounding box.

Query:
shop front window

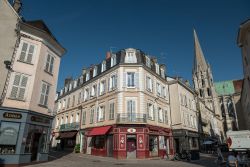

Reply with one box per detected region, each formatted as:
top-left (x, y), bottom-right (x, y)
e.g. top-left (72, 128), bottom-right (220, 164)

top-left (0, 122), bottom-right (20, 154)
top-left (93, 136), bottom-right (105, 149)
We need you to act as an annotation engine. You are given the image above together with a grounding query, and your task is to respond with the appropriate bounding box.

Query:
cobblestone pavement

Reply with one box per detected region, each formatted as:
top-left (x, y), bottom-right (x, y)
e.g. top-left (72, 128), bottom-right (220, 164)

top-left (25, 151), bottom-right (217, 167)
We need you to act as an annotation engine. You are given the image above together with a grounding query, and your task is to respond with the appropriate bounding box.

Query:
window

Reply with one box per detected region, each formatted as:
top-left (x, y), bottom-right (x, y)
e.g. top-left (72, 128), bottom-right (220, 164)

top-left (146, 76), bottom-right (153, 92)
top-left (78, 92), bottom-right (81, 104)
top-left (19, 42), bottom-right (35, 64)
top-left (101, 61), bottom-right (106, 72)
top-left (199, 89), bottom-right (204, 97)
top-left (201, 79), bottom-right (205, 87)
top-left (155, 63), bottom-right (159, 74)
top-left (72, 95), bottom-right (75, 107)
top-left (60, 117), bottom-right (64, 125)
top-left (93, 66), bottom-right (97, 77)
top-left (67, 97), bottom-right (70, 108)
top-left (99, 80), bottom-right (106, 95)
top-left (90, 108), bottom-right (94, 124)
top-left (146, 56), bottom-right (151, 67)
top-left (165, 110), bottom-right (168, 124)
top-left (109, 74), bottom-right (117, 90)
top-left (207, 88), bottom-right (211, 96)
top-left (109, 102), bottom-right (115, 120)
top-left (147, 103), bottom-right (154, 120)
top-left (58, 101), bottom-right (61, 111)
top-left (0, 122), bottom-right (20, 154)
top-left (84, 88), bottom-right (89, 101)
top-left (156, 83), bottom-right (161, 96)
top-left (86, 71), bottom-right (90, 81)
top-left (162, 86), bottom-right (166, 98)
top-left (125, 51), bottom-right (137, 63)
top-left (65, 116), bottom-right (68, 124)
top-left (62, 99), bottom-right (66, 109)
top-left (158, 107), bottom-right (163, 123)
top-left (39, 82), bottom-right (50, 106)
top-left (70, 114), bottom-right (73, 123)
top-left (10, 73), bottom-right (28, 100)
top-left (45, 54), bottom-right (54, 74)
top-left (127, 100), bottom-right (136, 121)
top-left (91, 84), bottom-right (97, 97)
top-left (69, 83), bottom-right (72, 91)
top-left (82, 111), bottom-right (86, 125)
top-left (127, 72), bottom-right (135, 87)
top-left (111, 54), bottom-right (116, 67)
top-left (97, 106), bottom-right (105, 122)
top-left (76, 113), bottom-right (79, 122)
top-left (160, 68), bottom-right (165, 78)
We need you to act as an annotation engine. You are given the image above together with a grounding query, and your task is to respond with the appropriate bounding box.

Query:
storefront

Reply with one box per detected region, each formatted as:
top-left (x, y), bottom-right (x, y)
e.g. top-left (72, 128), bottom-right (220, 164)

top-left (173, 129), bottom-right (199, 159)
top-left (56, 131), bottom-right (78, 151)
top-left (0, 107), bottom-right (53, 166)
top-left (81, 124), bottom-right (174, 159)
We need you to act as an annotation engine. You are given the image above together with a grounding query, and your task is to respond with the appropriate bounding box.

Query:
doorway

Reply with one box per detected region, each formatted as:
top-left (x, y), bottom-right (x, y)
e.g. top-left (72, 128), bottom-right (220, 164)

top-left (174, 138), bottom-right (180, 153)
top-left (149, 135), bottom-right (158, 157)
top-left (31, 133), bottom-right (41, 161)
top-left (107, 135), bottom-right (113, 157)
top-left (127, 135), bottom-right (136, 159)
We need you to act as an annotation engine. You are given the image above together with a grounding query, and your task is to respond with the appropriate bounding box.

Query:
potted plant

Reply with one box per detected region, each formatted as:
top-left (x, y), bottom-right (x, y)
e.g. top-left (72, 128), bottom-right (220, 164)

top-left (74, 144), bottom-right (80, 153)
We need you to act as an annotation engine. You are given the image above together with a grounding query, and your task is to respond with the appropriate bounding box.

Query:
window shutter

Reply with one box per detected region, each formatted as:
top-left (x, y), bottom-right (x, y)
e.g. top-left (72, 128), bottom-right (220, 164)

top-left (134, 72), bottom-right (139, 88)
top-left (147, 103), bottom-right (149, 119)
top-left (18, 75), bottom-right (28, 100)
top-left (132, 100), bottom-right (135, 113)
top-left (45, 54), bottom-right (50, 72)
top-left (49, 56), bottom-right (54, 73)
top-left (115, 75), bottom-right (117, 88)
top-left (98, 83), bottom-right (100, 95)
top-left (103, 106), bottom-right (105, 121)
top-left (13, 74), bottom-right (21, 86)
top-left (20, 43), bottom-right (28, 61)
top-left (10, 74), bottom-right (20, 98)
top-left (104, 80), bottom-right (106, 93)
top-left (26, 45), bottom-right (34, 63)
top-left (127, 100), bottom-right (130, 113)
top-left (10, 86), bottom-right (18, 99)
top-left (123, 73), bottom-right (126, 87)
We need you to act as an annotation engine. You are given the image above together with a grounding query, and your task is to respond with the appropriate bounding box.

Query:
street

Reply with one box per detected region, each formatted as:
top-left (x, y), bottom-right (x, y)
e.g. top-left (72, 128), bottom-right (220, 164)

top-left (25, 151), bottom-right (217, 167)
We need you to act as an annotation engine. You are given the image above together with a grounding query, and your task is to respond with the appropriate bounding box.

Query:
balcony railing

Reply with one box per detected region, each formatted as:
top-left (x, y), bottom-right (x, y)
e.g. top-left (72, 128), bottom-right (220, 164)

top-left (117, 113), bottom-right (147, 123)
top-left (60, 122), bottom-right (80, 131)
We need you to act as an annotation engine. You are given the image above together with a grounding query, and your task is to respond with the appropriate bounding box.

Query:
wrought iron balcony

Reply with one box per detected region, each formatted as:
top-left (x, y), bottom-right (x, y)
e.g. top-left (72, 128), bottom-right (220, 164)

top-left (59, 122), bottom-right (80, 131)
top-left (117, 113), bottom-right (147, 123)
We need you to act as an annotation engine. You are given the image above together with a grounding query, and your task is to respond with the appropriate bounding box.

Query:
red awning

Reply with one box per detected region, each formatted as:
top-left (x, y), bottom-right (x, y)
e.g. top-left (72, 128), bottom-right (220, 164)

top-left (59, 131), bottom-right (77, 138)
top-left (88, 126), bottom-right (112, 136)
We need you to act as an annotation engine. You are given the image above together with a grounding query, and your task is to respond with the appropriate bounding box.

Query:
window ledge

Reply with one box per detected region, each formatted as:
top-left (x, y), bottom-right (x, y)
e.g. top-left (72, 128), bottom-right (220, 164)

top-left (17, 60), bottom-right (34, 65)
top-left (127, 86), bottom-right (136, 89)
top-left (38, 104), bottom-right (48, 109)
top-left (44, 70), bottom-right (53, 76)
top-left (8, 97), bottom-right (25, 102)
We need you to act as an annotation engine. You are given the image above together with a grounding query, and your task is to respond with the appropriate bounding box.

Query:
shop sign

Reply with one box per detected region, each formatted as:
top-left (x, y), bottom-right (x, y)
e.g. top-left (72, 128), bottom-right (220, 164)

top-left (3, 112), bottom-right (22, 119)
top-left (31, 116), bottom-right (50, 124)
top-left (127, 128), bottom-right (136, 133)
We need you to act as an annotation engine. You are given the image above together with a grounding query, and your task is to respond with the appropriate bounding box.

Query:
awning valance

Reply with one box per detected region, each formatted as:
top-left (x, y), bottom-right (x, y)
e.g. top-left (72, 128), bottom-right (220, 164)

top-left (59, 131), bottom-right (77, 139)
top-left (88, 126), bottom-right (112, 136)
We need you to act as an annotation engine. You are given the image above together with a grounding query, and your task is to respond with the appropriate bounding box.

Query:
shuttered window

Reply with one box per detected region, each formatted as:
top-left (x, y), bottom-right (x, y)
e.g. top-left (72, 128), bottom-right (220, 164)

top-left (109, 102), bottom-right (115, 120)
top-left (10, 73), bottom-right (28, 100)
top-left (19, 42), bottom-right (35, 64)
top-left (39, 82), bottom-right (50, 106)
top-left (97, 106), bottom-right (105, 122)
top-left (109, 74), bottom-right (117, 90)
top-left (45, 54), bottom-right (54, 74)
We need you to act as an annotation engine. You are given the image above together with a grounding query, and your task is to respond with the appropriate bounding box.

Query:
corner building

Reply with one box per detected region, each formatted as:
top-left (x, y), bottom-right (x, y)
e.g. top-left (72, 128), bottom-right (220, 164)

top-left (54, 48), bottom-right (174, 159)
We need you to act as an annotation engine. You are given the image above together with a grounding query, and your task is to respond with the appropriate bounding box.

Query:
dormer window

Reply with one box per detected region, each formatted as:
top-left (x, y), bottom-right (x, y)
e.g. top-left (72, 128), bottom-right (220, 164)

top-left (155, 63), bottom-right (159, 74)
top-left (125, 51), bottom-right (137, 63)
top-left (101, 61), bottom-right (106, 72)
top-left (160, 68), bottom-right (165, 78)
top-left (111, 54), bottom-right (116, 67)
top-left (86, 71), bottom-right (90, 81)
top-left (146, 56), bottom-right (151, 67)
top-left (93, 66), bottom-right (97, 77)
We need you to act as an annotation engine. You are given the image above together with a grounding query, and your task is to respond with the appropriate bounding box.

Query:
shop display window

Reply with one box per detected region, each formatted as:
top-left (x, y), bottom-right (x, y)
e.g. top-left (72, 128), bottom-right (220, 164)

top-left (93, 136), bottom-right (105, 149)
top-left (0, 122), bottom-right (20, 154)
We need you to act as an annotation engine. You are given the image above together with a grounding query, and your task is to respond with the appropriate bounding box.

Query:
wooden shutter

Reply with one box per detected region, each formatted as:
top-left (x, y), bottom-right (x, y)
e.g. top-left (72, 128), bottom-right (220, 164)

top-left (20, 43), bottom-right (28, 62)
top-left (49, 56), bottom-right (54, 73)
top-left (18, 75), bottom-right (28, 100)
top-left (45, 54), bottom-right (50, 72)
top-left (26, 45), bottom-right (34, 63)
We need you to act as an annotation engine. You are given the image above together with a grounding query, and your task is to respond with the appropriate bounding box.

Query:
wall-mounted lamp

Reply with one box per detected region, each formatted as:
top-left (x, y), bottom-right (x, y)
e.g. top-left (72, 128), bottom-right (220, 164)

top-left (4, 60), bottom-right (12, 71)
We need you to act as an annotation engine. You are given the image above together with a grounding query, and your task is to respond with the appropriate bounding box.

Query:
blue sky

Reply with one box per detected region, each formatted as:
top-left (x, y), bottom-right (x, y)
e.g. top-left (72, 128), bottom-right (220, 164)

top-left (21, 0), bottom-right (250, 90)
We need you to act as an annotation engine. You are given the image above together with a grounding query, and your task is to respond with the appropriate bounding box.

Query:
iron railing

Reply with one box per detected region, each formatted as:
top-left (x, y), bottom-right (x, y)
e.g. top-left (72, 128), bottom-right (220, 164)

top-left (59, 122), bottom-right (80, 131)
top-left (117, 113), bottom-right (147, 123)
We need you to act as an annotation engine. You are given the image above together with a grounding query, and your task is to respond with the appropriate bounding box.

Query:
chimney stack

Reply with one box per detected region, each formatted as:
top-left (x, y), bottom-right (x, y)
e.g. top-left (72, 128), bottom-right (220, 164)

top-left (106, 51), bottom-right (111, 60)
top-left (64, 77), bottom-right (73, 86)
top-left (13, 0), bottom-right (22, 14)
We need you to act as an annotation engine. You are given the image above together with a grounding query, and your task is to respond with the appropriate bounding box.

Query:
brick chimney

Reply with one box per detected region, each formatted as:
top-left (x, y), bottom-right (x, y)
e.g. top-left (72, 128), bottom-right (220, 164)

top-left (13, 0), bottom-right (22, 14)
top-left (106, 51), bottom-right (111, 60)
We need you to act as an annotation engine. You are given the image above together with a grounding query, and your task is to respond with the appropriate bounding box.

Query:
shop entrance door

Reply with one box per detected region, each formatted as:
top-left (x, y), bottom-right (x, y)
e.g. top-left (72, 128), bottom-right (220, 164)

top-left (31, 133), bottom-right (41, 161)
top-left (107, 135), bottom-right (113, 157)
top-left (86, 137), bottom-right (92, 154)
top-left (127, 135), bottom-right (136, 159)
top-left (174, 138), bottom-right (180, 153)
top-left (149, 135), bottom-right (158, 157)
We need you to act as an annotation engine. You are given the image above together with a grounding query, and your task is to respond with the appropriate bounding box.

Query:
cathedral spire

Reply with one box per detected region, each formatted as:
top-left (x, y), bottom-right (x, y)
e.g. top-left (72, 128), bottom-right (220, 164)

top-left (193, 29), bottom-right (208, 72)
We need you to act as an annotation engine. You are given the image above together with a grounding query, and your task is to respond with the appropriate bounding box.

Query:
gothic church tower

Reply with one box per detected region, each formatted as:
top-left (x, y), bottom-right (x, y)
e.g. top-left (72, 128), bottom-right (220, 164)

top-left (192, 29), bottom-right (222, 118)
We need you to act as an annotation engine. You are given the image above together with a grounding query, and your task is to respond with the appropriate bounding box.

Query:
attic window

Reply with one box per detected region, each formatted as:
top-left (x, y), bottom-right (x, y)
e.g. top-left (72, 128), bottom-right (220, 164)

top-left (146, 56), bottom-right (151, 67)
top-left (111, 54), bottom-right (116, 67)
top-left (125, 51), bottom-right (137, 63)
top-left (93, 66), bottom-right (97, 77)
top-left (101, 61), bottom-right (106, 72)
